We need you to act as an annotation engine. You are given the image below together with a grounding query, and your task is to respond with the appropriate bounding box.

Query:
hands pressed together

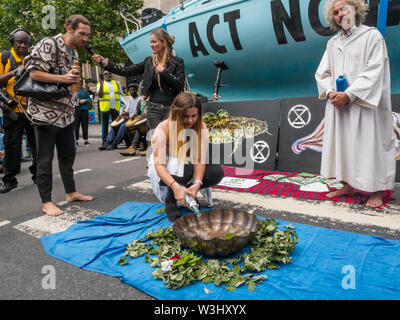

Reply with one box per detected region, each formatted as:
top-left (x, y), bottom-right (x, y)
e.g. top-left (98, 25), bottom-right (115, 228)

top-left (328, 91), bottom-right (350, 109)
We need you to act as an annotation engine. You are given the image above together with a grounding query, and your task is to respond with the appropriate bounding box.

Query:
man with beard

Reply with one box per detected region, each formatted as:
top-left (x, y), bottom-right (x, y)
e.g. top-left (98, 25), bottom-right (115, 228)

top-left (315, 0), bottom-right (396, 207)
top-left (0, 28), bottom-right (37, 193)
top-left (23, 15), bottom-right (93, 216)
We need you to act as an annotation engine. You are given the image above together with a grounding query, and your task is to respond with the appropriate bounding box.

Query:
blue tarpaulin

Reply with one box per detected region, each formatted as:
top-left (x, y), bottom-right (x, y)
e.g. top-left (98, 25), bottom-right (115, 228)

top-left (41, 202), bottom-right (400, 300)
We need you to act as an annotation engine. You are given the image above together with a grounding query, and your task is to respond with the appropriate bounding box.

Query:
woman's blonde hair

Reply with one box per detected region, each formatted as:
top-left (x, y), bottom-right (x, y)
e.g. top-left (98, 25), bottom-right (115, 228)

top-left (167, 92), bottom-right (203, 164)
top-left (151, 28), bottom-right (175, 92)
top-left (324, 0), bottom-right (369, 31)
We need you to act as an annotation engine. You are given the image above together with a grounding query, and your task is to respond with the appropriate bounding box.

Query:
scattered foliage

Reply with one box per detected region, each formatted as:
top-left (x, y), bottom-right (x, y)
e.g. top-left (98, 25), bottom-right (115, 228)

top-left (119, 218), bottom-right (298, 292)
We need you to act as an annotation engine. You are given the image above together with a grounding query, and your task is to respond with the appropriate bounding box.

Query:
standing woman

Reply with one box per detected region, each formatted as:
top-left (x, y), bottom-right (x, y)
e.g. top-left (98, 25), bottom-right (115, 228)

top-left (75, 83), bottom-right (92, 146)
top-left (92, 28), bottom-right (185, 134)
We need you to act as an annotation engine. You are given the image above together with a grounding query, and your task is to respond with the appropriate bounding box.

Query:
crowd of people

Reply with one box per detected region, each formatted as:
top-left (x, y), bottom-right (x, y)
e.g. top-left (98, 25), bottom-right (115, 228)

top-left (0, 0), bottom-right (397, 221)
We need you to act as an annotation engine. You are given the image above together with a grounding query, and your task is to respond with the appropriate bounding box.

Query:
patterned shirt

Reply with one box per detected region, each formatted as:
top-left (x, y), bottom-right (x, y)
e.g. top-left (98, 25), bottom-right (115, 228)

top-left (23, 33), bottom-right (78, 128)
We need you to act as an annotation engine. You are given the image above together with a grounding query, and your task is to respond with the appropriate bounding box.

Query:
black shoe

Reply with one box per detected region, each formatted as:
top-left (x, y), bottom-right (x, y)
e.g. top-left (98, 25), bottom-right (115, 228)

top-left (0, 182), bottom-right (18, 194)
top-left (106, 143), bottom-right (117, 150)
top-left (99, 143), bottom-right (109, 151)
top-left (165, 202), bottom-right (181, 222)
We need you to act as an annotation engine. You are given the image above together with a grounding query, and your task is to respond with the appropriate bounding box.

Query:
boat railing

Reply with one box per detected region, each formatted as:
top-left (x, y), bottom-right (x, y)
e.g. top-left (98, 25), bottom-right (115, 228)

top-left (168, 0), bottom-right (216, 17)
top-left (120, 3), bottom-right (142, 34)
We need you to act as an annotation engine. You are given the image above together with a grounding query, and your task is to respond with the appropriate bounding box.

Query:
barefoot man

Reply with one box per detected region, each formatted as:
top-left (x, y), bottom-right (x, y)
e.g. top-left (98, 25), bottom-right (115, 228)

top-left (315, 0), bottom-right (396, 207)
top-left (23, 15), bottom-right (93, 216)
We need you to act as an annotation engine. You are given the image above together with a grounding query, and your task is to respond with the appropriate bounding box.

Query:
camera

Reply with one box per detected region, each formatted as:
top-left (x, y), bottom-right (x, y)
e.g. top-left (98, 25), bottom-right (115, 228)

top-left (0, 89), bottom-right (13, 106)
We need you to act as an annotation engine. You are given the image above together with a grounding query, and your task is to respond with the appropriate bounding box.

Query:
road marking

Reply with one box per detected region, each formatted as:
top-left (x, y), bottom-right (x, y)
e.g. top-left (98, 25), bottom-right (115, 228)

top-left (105, 185), bottom-right (116, 190)
top-left (113, 157), bottom-right (140, 164)
top-left (9, 186), bottom-right (23, 193)
top-left (13, 205), bottom-right (105, 238)
top-left (0, 220), bottom-right (11, 227)
top-left (125, 180), bottom-right (400, 233)
top-left (74, 168), bottom-right (92, 174)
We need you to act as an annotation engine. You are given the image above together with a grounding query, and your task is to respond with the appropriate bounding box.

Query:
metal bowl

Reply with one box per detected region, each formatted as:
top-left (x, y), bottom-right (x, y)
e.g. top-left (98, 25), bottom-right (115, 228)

top-left (173, 208), bottom-right (259, 257)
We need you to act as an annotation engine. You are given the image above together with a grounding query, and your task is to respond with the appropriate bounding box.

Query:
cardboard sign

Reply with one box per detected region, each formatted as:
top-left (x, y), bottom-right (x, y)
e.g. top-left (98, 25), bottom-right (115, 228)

top-left (217, 177), bottom-right (261, 189)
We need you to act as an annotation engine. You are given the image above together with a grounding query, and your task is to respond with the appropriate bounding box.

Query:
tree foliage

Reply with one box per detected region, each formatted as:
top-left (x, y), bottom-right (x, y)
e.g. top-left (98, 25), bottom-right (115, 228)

top-left (0, 0), bottom-right (144, 64)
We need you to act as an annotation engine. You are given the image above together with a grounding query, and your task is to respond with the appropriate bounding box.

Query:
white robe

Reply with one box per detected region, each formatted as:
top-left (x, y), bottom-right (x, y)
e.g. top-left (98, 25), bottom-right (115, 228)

top-left (315, 24), bottom-right (396, 192)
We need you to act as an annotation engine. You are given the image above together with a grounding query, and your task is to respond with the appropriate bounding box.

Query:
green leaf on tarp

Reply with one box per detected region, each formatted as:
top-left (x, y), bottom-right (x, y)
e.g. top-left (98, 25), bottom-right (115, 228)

top-left (297, 172), bottom-right (317, 177)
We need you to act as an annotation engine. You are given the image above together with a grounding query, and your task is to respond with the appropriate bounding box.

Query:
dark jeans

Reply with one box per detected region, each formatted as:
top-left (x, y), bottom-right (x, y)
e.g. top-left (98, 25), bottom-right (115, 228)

top-left (2, 110), bottom-right (37, 185)
top-left (101, 109), bottom-right (119, 143)
top-left (34, 123), bottom-right (76, 203)
top-left (129, 129), bottom-right (147, 149)
top-left (74, 109), bottom-right (89, 140)
top-left (162, 164), bottom-right (224, 204)
top-left (106, 123), bottom-right (132, 147)
top-left (146, 102), bottom-right (171, 130)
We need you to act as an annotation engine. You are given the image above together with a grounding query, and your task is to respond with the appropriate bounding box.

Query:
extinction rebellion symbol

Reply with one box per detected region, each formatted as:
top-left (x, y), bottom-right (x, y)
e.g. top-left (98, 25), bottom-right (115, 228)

top-left (288, 105), bottom-right (311, 129)
top-left (250, 141), bottom-right (270, 164)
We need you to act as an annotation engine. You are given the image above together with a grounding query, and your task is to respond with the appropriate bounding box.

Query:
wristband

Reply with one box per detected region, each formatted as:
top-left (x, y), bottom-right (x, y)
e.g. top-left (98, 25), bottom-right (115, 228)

top-left (194, 180), bottom-right (203, 187)
top-left (170, 180), bottom-right (176, 188)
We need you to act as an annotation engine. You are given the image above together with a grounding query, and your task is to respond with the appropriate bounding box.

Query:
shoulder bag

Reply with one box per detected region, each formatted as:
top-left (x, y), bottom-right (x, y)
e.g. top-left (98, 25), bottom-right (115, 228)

top-left (13, 37), bottom-right (69, 100)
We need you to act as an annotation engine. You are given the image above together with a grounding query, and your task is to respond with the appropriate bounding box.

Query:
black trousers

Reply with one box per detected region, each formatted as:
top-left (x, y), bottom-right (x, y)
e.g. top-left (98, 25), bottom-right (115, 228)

top-left (129, 129), bottom-right (147, 149)
top-left (101, 109), bottom-right (119, 143)
top-left (74, 109), bottom-right (89, 140)
top-left (162, 164), bottom-right (224, 204)
top-left (2, 110), bottom-right (37, 185)
top-left (146, 103), bottom-right (171, 130)
top-left (34, 123), bottom-right (76, 203)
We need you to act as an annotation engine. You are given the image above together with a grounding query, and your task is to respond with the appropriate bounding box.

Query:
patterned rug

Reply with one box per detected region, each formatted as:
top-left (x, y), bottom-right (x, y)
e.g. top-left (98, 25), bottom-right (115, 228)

top-left (213, 166), bottom-right (395, 209)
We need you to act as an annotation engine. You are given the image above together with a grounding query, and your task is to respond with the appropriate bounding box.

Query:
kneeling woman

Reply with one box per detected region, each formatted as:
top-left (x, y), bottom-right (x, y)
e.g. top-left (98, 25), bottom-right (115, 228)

top-left (148, 92), bottom-right (224, 222)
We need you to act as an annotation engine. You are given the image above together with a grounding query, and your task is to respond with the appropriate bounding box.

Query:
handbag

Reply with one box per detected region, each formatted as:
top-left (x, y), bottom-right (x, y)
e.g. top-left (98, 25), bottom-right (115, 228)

top-left (13, 37), bottom-right (69, 100)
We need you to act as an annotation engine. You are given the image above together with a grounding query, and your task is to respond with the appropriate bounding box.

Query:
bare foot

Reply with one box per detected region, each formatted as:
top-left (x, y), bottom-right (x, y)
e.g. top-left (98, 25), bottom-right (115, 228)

top-left (326, 183), bottom-right (356, 199)
top-left (65, 192), bottom-right (94, 202)
top-left (366, 191), bottom-right (383, 208)
top-left (42, 202), bottom-right (64, 216)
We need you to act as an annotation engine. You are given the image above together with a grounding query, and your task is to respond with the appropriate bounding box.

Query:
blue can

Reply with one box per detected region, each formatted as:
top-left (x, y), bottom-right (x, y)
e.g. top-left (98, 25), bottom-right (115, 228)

top-left (336, 75), bottom-right (348, 92)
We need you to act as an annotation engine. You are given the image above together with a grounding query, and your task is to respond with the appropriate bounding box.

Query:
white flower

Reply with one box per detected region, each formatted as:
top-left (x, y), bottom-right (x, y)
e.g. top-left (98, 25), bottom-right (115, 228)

top-left (161, 260), bottom-right (173, 272)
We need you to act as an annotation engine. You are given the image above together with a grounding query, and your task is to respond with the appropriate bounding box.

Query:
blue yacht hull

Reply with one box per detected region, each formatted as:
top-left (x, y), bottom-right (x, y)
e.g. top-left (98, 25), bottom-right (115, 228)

top-left (120, 0), bottom-right (400, 102)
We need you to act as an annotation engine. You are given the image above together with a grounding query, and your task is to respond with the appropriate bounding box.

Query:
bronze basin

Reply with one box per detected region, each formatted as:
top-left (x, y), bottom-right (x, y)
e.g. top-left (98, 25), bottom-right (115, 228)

top-left (172, 208), bottom-right (259, 257)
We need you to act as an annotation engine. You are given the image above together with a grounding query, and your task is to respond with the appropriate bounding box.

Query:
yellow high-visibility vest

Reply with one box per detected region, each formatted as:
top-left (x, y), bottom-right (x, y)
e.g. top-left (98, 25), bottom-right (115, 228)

top-left (0, 48), bottom-right (26, 113)
top-left (99, 80), bottom-right (121, 112)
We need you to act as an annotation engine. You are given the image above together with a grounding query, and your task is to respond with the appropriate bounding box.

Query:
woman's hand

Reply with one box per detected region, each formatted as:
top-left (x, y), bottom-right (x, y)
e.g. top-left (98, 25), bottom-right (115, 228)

top-left (155, 64), bottom-right (165, 73)
top-left (172, 183), bottom-right (187, 207)
top-left (91, 54), bottom-right (109, 67)
top-left (187, 183), bottom-right (201, 200)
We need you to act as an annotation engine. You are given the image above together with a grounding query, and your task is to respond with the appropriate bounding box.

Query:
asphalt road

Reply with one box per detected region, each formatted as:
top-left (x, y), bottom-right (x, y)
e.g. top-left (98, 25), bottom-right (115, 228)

top-left (1, 136), bottom-right (399, 300)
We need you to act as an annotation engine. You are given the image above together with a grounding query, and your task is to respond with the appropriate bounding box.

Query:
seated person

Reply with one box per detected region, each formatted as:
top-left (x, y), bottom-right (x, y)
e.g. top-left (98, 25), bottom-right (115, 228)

top-left (99, 84), bottom-right (140, 151)
top-left (120, 98), bottom-right (148, 156)
top-left (148, 92), bottom-right (224, 222)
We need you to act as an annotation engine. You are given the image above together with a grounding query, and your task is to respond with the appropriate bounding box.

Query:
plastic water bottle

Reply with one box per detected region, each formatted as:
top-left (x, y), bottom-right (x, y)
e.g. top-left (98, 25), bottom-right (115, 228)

top-left (336, 75), bottom-right (348, 92)
top-left (184, 194), bottom-right (201, 216)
